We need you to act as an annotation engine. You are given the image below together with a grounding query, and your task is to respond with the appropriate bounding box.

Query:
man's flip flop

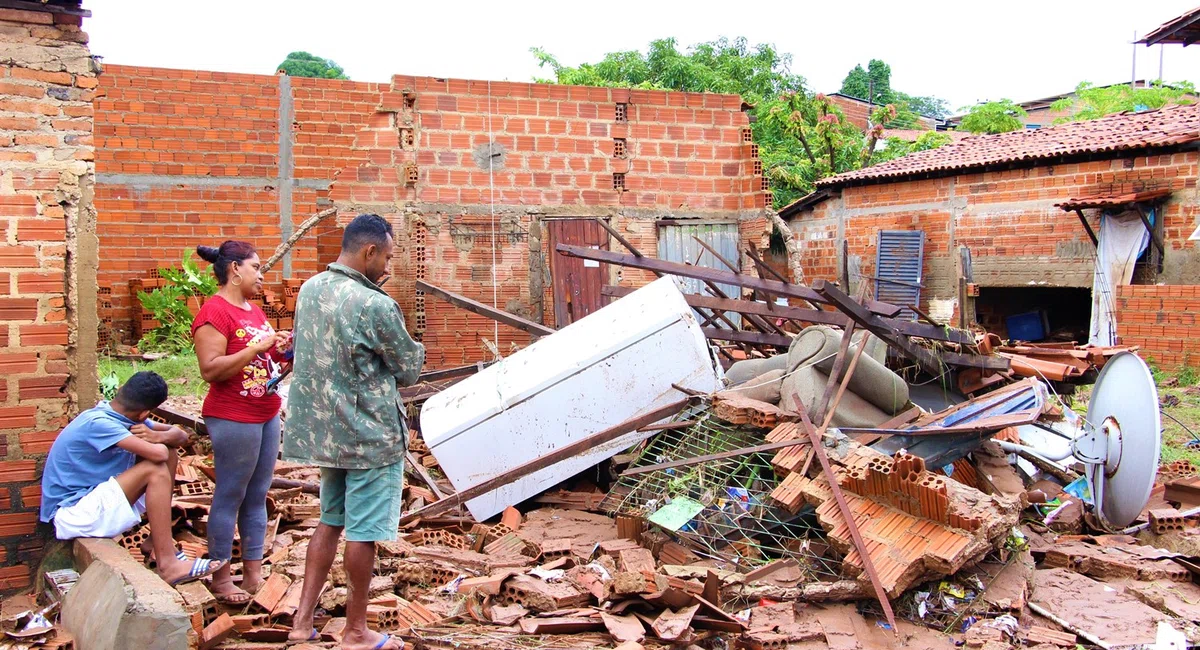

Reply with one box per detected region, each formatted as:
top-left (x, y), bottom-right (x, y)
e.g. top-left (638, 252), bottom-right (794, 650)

top-left (372, 634), bottom-right (397, 650)
top-left (284, 629), bottom-right (319, 646)
top-left (169, 558), bottom-right (224, 586)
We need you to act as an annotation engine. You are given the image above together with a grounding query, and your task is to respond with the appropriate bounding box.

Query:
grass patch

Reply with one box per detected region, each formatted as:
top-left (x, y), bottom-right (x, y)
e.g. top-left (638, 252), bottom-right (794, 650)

top-left (1160, 385), bottom-right (1200, 467)
top-left (98, 352), bottom-right (207, 400)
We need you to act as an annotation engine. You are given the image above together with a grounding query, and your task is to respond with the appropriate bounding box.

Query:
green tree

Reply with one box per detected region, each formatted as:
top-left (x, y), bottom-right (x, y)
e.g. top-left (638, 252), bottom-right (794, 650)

top-left (957, 99), bottom-right (1027, 134)
top-left (532, 37), bottom-right (804, 105)
top-left (840, 59), bottom-right (894, 104)
top-left (899, 94), bottom-right (950, 119)
top-left (1050, 81), bottom-right (1196, 123)
top-left (530, 40), bottom-right (953, 280)
top-left (838, 59), bottom-right (949, 125)
top-left (277, 51), bottom-right (349, 80)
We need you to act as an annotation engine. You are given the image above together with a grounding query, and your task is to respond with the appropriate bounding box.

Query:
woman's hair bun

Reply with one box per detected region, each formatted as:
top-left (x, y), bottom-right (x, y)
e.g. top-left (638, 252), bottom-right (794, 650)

top-left (196, 245), bottom-right (220, 263)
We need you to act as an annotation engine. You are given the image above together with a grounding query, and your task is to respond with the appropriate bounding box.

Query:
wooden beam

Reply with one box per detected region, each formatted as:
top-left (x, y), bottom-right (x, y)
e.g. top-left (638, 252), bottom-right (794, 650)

top-left (814, 280), bottom-right (1009, 374)
top-left (152, 403), bottom-right (207, 435)
top-left (701, 327), bottom-right (792, 348)
top-left (593, 217), bottom-right (652, 263)
top-left (556, 244), bottom-right (903, 318)
top-left (406, 450), bottom-right (447, 500)
top-left (416, 280), bottom-right (555, 337)
top-left (0, 0), bottom-right (90, 17)
top-left (811, 321), bottom-right (857, 425)
top-left (593, 218), bottom-right (745, 347)
top-left (602, 285), bottom-right (976, 345)
top-left (745, 246), bottom-right (792, 283)
top-left (620, 438), bottom-right (811, 477)
top-left (1133, 204), bottom-right (1166, 259)
top-left (260, 207), bottom-right (337, 274)
top-left (800, 403), bottom-right (897, 631)
top-left (399, 398), bottom-right (692, 523)
top-left (691, 236), bottom-right (784, 335)
top-left (1074, 209), bottom-right (1099, 247)
top-left (417, 362), bottom-right (491, 383)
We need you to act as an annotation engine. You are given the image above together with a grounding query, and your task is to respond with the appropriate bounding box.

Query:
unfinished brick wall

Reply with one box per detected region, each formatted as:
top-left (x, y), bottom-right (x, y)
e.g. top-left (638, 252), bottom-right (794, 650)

top-left (93, 67), bottom-right (386, 340)
top-left (1116, 284), bottom-right (1200, 370)
top-left (94, 68), bottom-right (767, 366)
top-left (789, 153), bottom-right (1200, 325)
top-left (0, 5), bottom-right (97, 590)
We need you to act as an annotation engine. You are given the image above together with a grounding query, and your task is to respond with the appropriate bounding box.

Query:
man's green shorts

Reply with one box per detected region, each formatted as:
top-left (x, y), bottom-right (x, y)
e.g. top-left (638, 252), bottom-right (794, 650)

top-left (318, 460), bottom-right (404, 542)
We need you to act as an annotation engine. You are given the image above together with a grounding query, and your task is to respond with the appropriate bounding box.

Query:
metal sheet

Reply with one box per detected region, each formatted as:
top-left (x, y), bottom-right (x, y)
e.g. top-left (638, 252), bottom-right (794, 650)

top-left (658, 222), bottom-right (741, 326)
top-left (420, 277), bottom-right (725, 521)
top-left (875, 230), bottom-right (925, 321)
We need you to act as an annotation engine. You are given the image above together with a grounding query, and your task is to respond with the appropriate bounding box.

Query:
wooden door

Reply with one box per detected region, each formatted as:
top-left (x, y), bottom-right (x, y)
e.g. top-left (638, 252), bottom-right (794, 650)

top-left (548, 219), bottom-right (608, 327)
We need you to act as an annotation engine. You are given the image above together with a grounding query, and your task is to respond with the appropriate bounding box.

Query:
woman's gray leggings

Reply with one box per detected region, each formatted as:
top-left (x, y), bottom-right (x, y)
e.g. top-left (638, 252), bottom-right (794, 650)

top-left (205, 415), bottom-right (280, 562)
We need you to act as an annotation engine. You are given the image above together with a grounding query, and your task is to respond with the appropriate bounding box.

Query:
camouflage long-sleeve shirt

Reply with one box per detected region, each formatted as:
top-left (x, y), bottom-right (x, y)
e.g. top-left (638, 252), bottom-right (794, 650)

top-left (282, 263), bottom-right (425, 469)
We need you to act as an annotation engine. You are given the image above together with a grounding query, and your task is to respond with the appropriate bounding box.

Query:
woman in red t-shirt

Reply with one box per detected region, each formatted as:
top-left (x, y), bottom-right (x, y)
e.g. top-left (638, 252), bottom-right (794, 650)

top-left (192, 241), bottom-right (291, 605)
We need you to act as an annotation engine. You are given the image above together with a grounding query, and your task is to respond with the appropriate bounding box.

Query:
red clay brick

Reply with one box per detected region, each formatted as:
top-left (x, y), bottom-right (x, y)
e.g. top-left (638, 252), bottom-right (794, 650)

top-left (0, 299), bottom-right (36, 321)
top-left (0, 461), bottom-right (36, 483)
top-left (0, 565), bottom-right (30, 590)
top-left (19, 323), bottom-right (65, 347)
top-left (0, 406), bottom-right (35, 430)
top-left (18, 485), bottom-right (39, 507)
top-left (18, 375), bottom-right (66, 400)
top-left (0, 8), bottom-right (52, 24)
top-left (18, 430), bottom-right (55, 455)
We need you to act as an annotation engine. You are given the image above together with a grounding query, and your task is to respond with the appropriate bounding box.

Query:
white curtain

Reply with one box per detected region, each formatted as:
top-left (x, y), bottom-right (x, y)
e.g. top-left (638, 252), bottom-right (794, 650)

top-left (1089, 209), bottom-right (1150, 346)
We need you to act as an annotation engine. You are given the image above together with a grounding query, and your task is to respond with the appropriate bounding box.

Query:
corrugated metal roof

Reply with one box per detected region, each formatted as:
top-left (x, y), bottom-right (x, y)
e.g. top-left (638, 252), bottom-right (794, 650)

top-left (816, 103), bottom-right (1200, 189)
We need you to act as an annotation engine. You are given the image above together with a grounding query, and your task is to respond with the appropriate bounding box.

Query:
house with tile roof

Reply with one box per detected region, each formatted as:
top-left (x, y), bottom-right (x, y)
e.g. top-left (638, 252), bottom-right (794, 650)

top-left (778, 103), bottom-right (1200, 369)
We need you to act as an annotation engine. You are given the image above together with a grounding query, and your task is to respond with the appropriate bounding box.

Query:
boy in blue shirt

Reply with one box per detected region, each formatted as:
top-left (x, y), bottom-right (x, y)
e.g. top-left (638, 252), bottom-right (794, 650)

top-left (40, 371), bottom-right (224, 586)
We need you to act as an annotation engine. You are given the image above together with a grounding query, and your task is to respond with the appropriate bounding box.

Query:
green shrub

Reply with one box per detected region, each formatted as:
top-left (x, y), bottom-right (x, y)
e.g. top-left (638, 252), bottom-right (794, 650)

top-left (137, 250), bottom-right (218, 353)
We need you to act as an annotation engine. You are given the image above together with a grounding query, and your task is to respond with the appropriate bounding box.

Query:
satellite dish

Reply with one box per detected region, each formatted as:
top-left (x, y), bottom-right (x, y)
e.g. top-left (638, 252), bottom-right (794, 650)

top-left (997, 351), bottom-right (1162, 529)
top-left (1073, 351), bottom-right (1162, 528)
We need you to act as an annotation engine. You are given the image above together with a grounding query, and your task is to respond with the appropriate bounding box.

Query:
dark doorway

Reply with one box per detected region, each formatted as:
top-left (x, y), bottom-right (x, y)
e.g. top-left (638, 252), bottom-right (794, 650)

top-left (975, 287), bottom-right (1092, 342)
top-left (547, 219), bottom-right (608, 327)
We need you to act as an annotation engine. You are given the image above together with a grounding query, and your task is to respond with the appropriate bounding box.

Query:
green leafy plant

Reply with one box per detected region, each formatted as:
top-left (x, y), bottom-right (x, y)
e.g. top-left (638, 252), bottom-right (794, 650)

top-left (137, 250), bottom-right (218, 354)
top-left (100, 371), bottom-right (118, 400)
top-left (957, 99), bottom-right (1027, 134)
top-left (276, 51), bottom-right (349, 79)
top-left (1050, 80), bottom-right (1195, 123)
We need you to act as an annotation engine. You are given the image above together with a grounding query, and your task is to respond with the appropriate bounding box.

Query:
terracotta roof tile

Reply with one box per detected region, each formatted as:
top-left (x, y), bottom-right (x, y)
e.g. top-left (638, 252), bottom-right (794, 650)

top-left (819, 103), bottom-right (1200, 188)
top-left (1056, 188), bottom-right (1174, 210)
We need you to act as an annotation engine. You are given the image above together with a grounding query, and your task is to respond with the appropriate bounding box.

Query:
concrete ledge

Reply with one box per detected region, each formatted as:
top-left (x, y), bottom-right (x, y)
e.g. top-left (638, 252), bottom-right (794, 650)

top-left (62, 538), bottom-right (191, 650)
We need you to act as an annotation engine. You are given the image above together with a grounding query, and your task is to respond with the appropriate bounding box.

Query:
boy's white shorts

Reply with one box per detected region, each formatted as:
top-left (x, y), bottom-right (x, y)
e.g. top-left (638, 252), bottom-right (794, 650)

top-left (53, 477), bottom-right (146, 540)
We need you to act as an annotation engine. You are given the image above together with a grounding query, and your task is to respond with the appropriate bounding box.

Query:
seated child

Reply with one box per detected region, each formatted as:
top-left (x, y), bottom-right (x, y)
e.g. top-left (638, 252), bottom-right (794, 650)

top-left (40, 371), bottom-right (223, 586)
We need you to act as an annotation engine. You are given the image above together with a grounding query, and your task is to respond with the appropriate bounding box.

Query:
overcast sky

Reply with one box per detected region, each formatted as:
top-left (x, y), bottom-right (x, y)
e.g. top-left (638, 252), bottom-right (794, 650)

top-left (87, 1), bottom-right (1200, 112)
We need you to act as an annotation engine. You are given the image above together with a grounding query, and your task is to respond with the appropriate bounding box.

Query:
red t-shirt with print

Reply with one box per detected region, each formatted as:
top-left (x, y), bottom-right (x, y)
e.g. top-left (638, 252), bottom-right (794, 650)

top-left (191, 296), bottom-right (283, 423)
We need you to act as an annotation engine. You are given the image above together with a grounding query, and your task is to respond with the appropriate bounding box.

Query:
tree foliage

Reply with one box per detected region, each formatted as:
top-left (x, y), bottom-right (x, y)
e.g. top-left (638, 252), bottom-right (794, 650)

top-left (277, 51), bottom-right (349, 80)
top-left (957, 99), bottom-right (1027, 134)
top-left (531, 40), bottom-right (951, 208)
top-left (1049, 81), bottom-right (1196, 123)
top-left (532, 37), bottom-right (804, 105)
top-left (840, 60), bottom-right (893, 104)
top-left (838, 59), bottom-right (950, 124)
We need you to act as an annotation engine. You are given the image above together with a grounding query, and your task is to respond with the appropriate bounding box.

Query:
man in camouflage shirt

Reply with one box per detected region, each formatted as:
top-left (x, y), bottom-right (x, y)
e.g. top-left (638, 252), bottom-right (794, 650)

top-left (286, 213), bottom-right (424, 650)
